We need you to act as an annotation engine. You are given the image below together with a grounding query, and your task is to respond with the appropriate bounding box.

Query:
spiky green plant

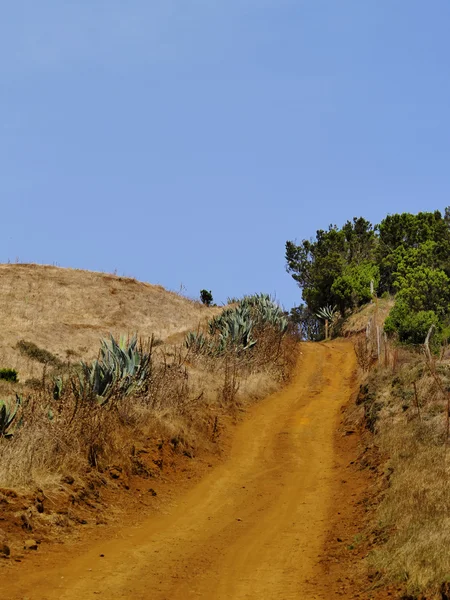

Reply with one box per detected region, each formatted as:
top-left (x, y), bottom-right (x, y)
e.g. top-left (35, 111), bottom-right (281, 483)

top-left (315, 305), bottom-right (338, 340)
top-left (185, 331), bottom-right (207, 353)
top-left (77, 334), bottom-right (152, 405)
top-left (0, 394), bottom-right (21, 438)
top-left (316, 305), bottom-right (338, 321)
top-left (186, 294), bottom-right (287, 356)
top-left (53, 376), bottom-right (63, 400)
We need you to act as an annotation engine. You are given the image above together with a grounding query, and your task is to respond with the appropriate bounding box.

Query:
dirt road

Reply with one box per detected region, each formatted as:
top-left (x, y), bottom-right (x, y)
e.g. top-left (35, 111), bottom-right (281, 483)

top-left (5, 341), bottom-right (357, 600)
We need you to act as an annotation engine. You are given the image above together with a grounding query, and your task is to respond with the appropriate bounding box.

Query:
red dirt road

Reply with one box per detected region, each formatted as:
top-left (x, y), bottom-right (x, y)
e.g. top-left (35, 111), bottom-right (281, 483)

top-left (3, 341), bottom-right (358, 600)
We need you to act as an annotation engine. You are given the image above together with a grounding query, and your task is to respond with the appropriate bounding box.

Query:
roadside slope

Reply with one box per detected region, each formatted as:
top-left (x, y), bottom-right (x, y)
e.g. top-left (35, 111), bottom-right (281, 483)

top-left (3, 340), bottom-right (358, 600)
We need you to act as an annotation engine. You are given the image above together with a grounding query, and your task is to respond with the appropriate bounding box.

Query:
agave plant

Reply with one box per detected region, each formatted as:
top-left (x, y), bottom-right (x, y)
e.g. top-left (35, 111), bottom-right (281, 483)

top-left (185, 331), bottom-right (207, 353)
top-left (316, 305), bottom-right (338, 321)
top-left (187, 293), bottom-right (287, 357)
top-left (53, 376), bottom-right (63, 400)
top-left (315, 305), bottom-right (338, 340)
top-left (0, 394), bottom-right (21, 438)
top-left (77, 334), bottom-right (152, 405)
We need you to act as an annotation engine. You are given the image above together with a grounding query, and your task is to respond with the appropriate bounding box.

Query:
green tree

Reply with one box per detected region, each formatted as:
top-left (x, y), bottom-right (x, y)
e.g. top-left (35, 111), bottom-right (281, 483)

top-left (331, 263), bottom-right (379, 314)
top-left (377, 210), bottom-right (450, 292)
top-left (200, 290), bottom-right (213, 306)
top-left (285, 218), bottom-right (376, 315)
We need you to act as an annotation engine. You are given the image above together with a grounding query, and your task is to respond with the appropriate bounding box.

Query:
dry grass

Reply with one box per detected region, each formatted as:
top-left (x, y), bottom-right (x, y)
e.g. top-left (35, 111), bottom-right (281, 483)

top-left (0, 331), bottom-right (295, 492)
top-left (0, 265), bottom-right (297, 495)
top-left (0, 263), bottom-right (221, 380)
top-left (359, 353), bottom-right (450, 597)
top-left (342, 297), bottom-right (394, 337)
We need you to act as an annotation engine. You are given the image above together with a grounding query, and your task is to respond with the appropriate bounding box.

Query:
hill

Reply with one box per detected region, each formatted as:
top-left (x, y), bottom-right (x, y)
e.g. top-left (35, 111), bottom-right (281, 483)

top-left (0, 264), bottom-right (219, 380)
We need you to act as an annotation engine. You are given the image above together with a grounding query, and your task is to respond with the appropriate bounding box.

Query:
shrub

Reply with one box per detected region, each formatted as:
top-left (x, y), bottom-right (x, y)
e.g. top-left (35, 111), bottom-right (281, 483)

top-left (385, 301), bottom-right (440, 346)
top-left (0, 369), bottom-right (18, 383)
top-left (331, 262), bottom-right (379, 314)
top-left (17, 340), bottom-right (62, 367)
top-left (200, 290), bottom-right (213, 306)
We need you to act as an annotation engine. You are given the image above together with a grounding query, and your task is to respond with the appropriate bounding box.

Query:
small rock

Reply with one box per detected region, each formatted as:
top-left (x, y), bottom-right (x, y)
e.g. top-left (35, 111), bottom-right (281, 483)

top-left (21, 514), bottom-right (33, 532)
top-left (36, 502), bottom-right (44, 514)
top-left (0, 488), bottom-right (17, 499)
top-left (109, 467), bottom-right (122, 480)
top-left (0, 543), bottom-right (10, 557)
top-left (34, 489), bottom-right (45, 504)
top-left (24, 539), bottom-right (38, 551)
top-left (62, 475), bottom-right (75, 485)
top-left (148, 488), bottom-right (157, 496)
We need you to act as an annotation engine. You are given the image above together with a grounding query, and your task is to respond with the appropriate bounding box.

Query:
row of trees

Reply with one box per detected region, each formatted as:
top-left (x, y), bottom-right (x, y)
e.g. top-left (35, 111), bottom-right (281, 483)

top-left (286, 209), bottom-right (450, 344)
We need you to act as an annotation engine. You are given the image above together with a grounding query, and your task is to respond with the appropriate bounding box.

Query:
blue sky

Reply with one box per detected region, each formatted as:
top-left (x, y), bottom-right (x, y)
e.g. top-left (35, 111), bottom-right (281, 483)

top-left (2, 1), bottom-right (450, 308)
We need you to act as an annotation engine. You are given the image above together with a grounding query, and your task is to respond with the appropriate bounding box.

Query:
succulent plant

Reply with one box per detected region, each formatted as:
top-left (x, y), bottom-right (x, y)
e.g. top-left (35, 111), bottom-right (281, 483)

top-left (316, 305), bottom-right (338, 321)
top-left (77, 334), bottom-right (152, 405)
top-left (53, 376), bottom-right (63, 400)
top-left (185, 331), bottom-right (208, 353)
top-left (186, 294), bottom-right (287, 356)
top-left (0, 394), bottom-right (21, 438)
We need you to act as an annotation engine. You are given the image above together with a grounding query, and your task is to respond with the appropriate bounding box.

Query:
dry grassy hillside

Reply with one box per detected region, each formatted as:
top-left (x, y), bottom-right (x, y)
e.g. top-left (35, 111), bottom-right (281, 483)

top-left (0, 264), bottom-right (219, 379)
top-left (341, 296), bottom-right (394, 337)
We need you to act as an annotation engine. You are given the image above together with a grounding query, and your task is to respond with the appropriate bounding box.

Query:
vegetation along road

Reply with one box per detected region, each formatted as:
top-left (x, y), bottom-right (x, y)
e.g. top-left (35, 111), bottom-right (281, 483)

top-left (5, 340), bottom-right (357, 600)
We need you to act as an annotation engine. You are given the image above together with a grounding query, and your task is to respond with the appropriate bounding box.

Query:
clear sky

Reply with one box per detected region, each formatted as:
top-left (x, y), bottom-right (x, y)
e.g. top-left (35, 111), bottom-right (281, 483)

top-left (2, 1), bottom-right (450, 308)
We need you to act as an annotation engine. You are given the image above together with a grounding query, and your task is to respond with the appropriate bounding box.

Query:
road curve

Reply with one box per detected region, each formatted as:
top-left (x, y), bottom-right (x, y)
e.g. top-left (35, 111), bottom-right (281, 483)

top-left (5, 340), bottom-right (357, 600)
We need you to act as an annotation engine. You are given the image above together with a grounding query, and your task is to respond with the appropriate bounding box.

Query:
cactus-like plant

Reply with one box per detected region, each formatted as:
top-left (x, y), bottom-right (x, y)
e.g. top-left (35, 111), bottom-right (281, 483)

top-left (77, 334), bottom-right (152, 405)
top-left (0, 394), bottom-right (21, 438)
top-left (315, 305), bottom-right (338, 340)
top-left (187, 294), bottom-right (287, 356)
top-left (316, 305), bottom-right (338, 321)
top-left (185, 331), bottom-right (207, 353)
top-left (53, 376), bottom-right (63, 400)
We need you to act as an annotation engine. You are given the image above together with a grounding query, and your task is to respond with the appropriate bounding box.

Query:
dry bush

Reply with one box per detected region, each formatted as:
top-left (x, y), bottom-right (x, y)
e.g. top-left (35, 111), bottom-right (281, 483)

top-left (354, 334), bottom-right (373, 372)
top-left (0, 328), bottom-right (297, 492)
top-left (342, 297), bottom-right (394, 337)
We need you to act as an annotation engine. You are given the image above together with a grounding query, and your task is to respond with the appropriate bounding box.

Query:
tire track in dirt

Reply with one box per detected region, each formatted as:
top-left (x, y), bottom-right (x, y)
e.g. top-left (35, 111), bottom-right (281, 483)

top-left (4, 340), bottom-right (357, 600)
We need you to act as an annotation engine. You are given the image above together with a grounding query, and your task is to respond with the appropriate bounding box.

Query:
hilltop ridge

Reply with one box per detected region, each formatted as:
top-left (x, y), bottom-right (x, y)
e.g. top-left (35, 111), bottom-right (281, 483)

top-left (0, 263), bottom-right (219, 379)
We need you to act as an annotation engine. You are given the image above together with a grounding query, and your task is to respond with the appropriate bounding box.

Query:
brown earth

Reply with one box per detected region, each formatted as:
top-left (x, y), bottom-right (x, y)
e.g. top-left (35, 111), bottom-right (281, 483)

top-left (0, 340), bottom-right (380, 600)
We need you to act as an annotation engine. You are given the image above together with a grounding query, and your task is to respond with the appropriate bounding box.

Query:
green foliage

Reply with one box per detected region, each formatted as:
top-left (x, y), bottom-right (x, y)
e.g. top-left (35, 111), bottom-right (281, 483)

top-left (384, 302), bottom-right (440, 346)
top-left (286, 208), bottom-right (450, 347)
top-left (316, 305), bottom-right (338, 321)
top-left (289, 305), bottom-right (321, 341)
top-left (185, 331), bottom-right (207, 353)
top-left (331, 263), bottom-right (379, 312)
top-left (286, 217), bottom-right (376, 316)
top-left (200, 289), bottom-right (213, 306)
top-left (0, 368), bottom-right (18, 383)
top-left (393, 266), bottom-right (450, 316)
top-left (53, 376), bottom-right (63, 400)
top-left (377, 212), bottom-right (450, 293)
top-left (76, 334), bottom-right (152, 405)
top-left (17, 340), bottom-right (62, 367)
top-left (186, 294), bottom-right (287, 356)
top-left (0, 395), bottom-right (21, 438)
